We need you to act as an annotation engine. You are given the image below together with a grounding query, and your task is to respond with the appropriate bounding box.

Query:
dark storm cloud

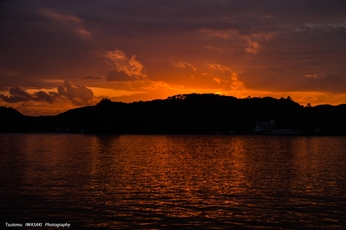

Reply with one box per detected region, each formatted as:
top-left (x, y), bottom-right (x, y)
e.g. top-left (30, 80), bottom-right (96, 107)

top-left (0, 81), bottom-right (95, 106)
top-left (0, 86), bottom-right (58, 104)
top-left (57, 81), bottom-right (94, 105)
top-left (0, 86), bottom-right (33, 103)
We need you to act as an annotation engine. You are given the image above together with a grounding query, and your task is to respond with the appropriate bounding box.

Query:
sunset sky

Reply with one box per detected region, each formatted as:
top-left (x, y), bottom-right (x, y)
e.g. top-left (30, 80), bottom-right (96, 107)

top-left (1, 0), bottom-right (346, 115)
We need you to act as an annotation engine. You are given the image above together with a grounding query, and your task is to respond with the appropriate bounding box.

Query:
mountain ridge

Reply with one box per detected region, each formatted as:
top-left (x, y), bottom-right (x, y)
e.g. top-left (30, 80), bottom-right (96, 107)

top-left (1, 93), bottom-right (346, 135)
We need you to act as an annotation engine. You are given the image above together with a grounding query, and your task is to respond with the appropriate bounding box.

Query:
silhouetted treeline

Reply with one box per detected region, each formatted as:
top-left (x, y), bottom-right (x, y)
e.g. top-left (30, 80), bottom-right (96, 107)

top-left (1, 93), bottom-right (346, 135)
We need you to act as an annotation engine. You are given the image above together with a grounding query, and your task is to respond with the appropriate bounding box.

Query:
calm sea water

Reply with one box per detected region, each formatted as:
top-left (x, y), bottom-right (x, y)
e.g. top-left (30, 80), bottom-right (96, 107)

top-left (1, 134), bottom-right (346, 229)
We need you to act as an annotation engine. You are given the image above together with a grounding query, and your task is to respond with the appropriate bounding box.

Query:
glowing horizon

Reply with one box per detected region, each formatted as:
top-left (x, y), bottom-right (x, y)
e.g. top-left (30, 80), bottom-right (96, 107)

top-left (1, 1), bottom-right (346, 115)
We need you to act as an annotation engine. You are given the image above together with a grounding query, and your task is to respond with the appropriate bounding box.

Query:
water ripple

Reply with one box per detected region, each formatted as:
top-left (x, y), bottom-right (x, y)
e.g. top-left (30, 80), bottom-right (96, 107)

top-left (1, 134), bottom-right (346, 229)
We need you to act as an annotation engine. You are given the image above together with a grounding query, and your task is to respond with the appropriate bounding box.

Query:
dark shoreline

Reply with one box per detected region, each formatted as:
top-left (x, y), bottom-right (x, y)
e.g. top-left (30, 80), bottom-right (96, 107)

top-left (1, 93), bottom-right (346, 135)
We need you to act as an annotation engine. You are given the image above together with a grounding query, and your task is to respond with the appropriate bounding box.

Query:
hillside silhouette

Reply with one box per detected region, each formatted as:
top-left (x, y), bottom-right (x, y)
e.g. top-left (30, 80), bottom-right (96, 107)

top-left (1, 93), bottom-right (346, 135)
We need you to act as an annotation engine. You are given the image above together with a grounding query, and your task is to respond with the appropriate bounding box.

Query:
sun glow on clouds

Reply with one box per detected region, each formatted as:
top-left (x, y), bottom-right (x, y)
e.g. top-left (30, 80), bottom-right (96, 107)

top-left (207, 63), bottom-right (244, 91)
top-left (89, 87), bottom-right (145, 98)
top-left (173, 62), bottom-right (197, 72)
top-left (1, 1), bottom-right (346, 115)
top-left (106, 50), bottom-right (145, 77)
top-left (0, 81), bottom-right (97, 115)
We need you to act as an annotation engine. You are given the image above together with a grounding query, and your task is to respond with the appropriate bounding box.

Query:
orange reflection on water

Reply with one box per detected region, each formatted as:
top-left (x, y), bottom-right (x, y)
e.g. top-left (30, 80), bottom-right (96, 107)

top-left (4, 134), bottom-right (345, 228)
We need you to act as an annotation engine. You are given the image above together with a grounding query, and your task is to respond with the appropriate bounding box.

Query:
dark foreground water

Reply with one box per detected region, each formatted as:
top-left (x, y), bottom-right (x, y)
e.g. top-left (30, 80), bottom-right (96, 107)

top-left (1, 134), bottom-right (346, 229)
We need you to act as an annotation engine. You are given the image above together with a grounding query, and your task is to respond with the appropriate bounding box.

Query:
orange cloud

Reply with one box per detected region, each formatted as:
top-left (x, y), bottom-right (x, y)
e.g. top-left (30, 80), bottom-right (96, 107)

top-left (104, 50), bottom-right (147, 80)
top-left (245, 39), bottom-right (261, 54)
top-left (207, 63), bottom-right (244, 91)
top-left (173, 62), bottom-right (197, 72)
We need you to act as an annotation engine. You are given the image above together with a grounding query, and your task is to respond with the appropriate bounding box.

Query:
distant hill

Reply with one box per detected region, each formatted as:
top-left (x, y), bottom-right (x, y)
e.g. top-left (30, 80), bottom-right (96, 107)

top-left (1, 94), bottom-right (346, 135)
top-left (0, 106), bottom-right (32, 132)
